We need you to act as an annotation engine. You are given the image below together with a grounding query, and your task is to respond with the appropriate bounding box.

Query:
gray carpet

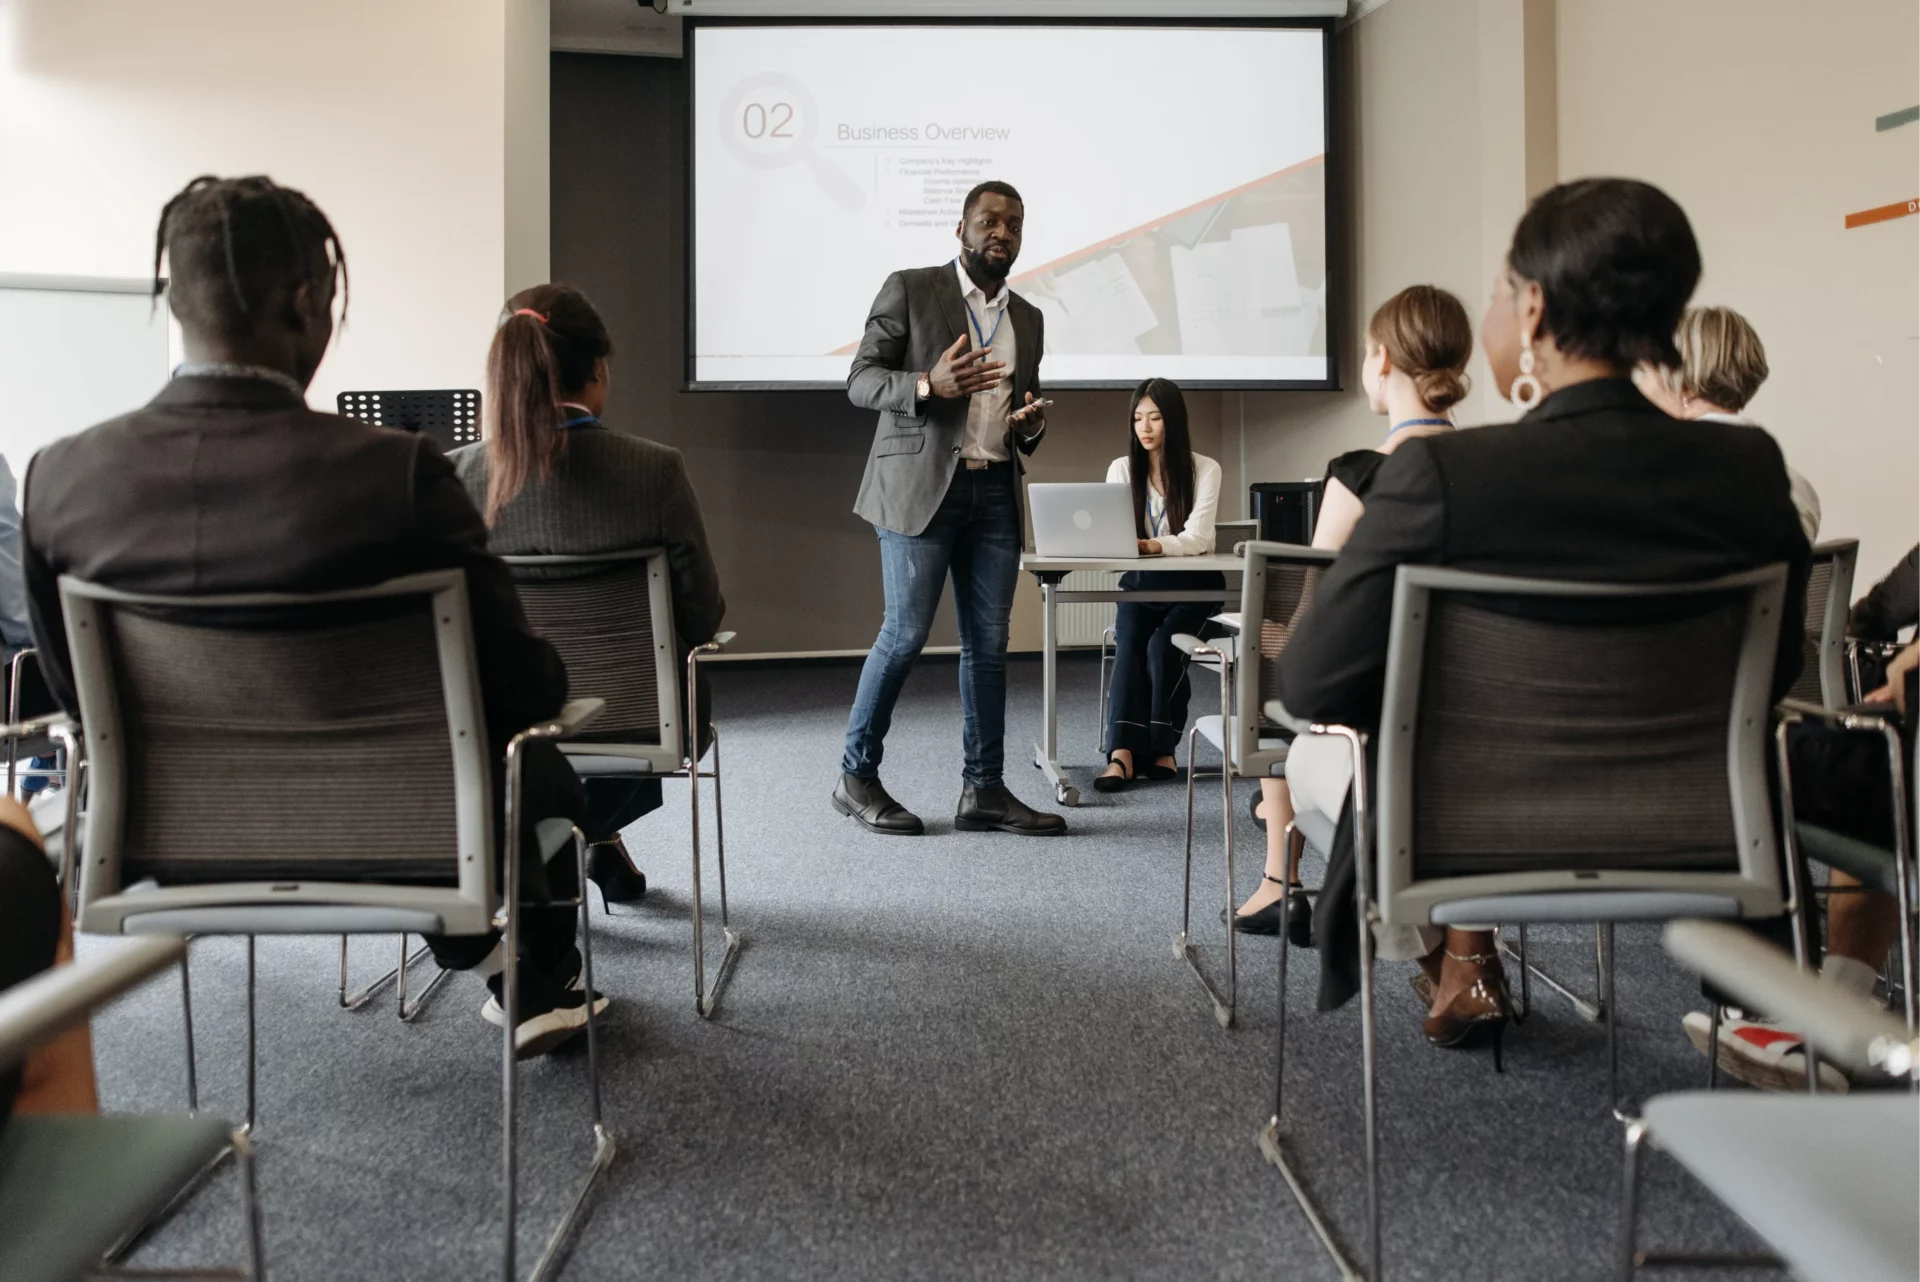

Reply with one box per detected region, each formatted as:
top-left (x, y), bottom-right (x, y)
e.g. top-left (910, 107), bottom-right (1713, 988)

top-left (84, 654), bottom-right (1779, 1281)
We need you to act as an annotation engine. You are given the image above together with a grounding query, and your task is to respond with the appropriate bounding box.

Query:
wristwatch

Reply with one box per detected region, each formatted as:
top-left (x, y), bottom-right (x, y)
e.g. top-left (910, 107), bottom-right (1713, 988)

top-left (915, 373), bottom-right (931, 402)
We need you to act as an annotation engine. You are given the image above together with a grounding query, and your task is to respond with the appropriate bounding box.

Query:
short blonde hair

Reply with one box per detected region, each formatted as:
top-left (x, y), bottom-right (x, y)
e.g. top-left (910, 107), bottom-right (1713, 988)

top-left (1663, 306), bottom-right (1769, 412)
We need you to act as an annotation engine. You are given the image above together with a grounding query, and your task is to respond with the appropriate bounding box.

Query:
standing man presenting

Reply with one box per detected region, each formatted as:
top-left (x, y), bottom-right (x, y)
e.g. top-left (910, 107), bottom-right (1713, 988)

top-left (832, 180), bottom-right (1066, 838)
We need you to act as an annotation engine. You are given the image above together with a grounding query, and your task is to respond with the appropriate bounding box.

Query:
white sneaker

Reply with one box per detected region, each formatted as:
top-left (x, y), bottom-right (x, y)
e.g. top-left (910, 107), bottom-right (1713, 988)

top-left (1682, 1010), bottom-right (1849, 1092)
top-left (481, 975), bottom-right (610, 1058)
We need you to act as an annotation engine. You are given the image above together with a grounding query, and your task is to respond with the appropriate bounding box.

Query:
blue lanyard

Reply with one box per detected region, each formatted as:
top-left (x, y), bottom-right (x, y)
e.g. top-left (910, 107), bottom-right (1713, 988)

top-left (955, 260), bottom-right (1006, 350)
top-left (559, 412), bottom-right (598, 429)
top-left (1386, 417), bottom-right (1449, 442)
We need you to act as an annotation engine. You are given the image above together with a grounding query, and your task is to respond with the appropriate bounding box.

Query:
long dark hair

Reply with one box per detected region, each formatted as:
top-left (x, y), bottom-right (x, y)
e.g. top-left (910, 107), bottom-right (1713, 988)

top-left (483, 283), bottom-right (612, 524)
top-left (1127, 378), bottom-right (1195, 539)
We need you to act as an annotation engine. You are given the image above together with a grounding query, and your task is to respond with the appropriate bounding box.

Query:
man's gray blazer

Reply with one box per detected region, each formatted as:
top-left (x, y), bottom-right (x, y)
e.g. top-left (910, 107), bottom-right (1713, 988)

top-left (847, 264), bottom-right (1046, 537)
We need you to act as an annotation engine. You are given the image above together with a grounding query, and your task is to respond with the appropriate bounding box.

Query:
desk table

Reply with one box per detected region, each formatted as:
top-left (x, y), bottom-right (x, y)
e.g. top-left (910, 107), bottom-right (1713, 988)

top-left (1022, 553), bottom-right (1243, 806)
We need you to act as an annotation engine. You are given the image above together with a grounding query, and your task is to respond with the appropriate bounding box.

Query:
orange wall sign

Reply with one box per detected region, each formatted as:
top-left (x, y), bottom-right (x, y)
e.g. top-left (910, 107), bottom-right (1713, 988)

top-left (1845, 198), bottom-right (1919, 230)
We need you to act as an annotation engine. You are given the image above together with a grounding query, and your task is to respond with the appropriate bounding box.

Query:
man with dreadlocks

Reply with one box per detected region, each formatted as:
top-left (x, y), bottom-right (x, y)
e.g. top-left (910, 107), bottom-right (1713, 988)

top-left (20, 175), bottom-right (607, 1057)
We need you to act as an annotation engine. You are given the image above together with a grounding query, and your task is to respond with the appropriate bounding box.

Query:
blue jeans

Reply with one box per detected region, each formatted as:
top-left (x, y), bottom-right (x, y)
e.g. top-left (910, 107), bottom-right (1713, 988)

top-left (842, 464), bottom-right (1021, 788)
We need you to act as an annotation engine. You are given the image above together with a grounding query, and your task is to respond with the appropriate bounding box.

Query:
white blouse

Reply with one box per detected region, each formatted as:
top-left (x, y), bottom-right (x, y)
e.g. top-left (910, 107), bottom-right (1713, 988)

top-left (1104, 453), bottom-right (1223, 557)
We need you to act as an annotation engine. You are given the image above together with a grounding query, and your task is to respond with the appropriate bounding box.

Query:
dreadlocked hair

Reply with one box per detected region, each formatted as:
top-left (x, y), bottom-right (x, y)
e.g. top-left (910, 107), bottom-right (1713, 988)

top-left (484, 283), bottom-right (613, 525)
top-left (151, 175), bottom-right (348, 336)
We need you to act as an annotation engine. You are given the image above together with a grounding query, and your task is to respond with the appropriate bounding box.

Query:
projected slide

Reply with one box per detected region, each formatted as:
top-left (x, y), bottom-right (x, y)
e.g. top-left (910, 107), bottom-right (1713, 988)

top-left (690, 23), bottom-right (1330, 387)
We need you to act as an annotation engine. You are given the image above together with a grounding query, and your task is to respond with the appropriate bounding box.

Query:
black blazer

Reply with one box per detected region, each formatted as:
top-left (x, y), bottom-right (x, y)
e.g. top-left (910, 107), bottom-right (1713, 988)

top-left (22, 376), bottom-right (567, 755)
top-left (1278, 378), bottom-right (1813, 1012)
top-left (1279, 378), bottom-right (1813, 728)
top-left (847, 263), bottom-right (1045, 537)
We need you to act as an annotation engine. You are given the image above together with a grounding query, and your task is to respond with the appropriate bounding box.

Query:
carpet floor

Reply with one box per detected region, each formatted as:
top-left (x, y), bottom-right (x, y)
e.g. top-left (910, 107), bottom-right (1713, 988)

top-left (85, 653), bottom-right (1781, 1281)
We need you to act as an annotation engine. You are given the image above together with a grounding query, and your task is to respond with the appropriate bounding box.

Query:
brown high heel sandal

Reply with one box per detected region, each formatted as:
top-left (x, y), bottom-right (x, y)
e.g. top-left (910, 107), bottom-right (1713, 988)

top-left (1422, 947), bottom-right (1514, 1073)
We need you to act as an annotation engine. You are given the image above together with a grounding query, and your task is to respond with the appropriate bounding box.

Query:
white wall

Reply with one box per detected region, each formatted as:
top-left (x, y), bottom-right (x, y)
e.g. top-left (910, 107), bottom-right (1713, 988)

top-left (0, 0), bottom-right (549, 414)
top-left (1557, 0), bottom-right (1919, 584)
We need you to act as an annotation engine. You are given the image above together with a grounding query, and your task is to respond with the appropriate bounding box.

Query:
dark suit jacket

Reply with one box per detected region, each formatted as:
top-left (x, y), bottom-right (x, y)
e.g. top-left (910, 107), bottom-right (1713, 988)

top-left (22, 376), bottom-right (567, 756)
top-left (847, 264), bottom-right (1045, 537)
top-left (1277, 378), bottom-right (1812, 1010)
top-left (1279, 378), bottom-right (1812, 728)
top-left (449, 424), bottom-right (725, 647)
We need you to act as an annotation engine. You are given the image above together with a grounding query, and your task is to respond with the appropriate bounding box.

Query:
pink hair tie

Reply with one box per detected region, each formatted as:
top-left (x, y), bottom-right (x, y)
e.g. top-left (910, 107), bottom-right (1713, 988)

top-left (512, 308), bottom-right (549, 323)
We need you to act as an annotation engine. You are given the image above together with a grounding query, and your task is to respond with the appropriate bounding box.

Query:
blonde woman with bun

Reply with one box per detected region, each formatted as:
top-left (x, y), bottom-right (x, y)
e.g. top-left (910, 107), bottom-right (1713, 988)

top-left (1234, 285), bottom-right (1474, 944)
top-left (1634, 305), bottom-right (1820, 541)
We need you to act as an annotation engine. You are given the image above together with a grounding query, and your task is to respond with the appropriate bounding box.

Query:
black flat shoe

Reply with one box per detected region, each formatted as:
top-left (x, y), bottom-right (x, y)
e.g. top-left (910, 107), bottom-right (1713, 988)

top-left (1093, 756), bottom-right (1134, 794)
top-left (832, 773), bottom-right (924, 835)
top-left (587, 838), bottom-right (648, 904)
top-left (1143, 763), bottom-right (1179, 782)
top-left (954, 783), bottom-right (1067, 836)
top-left (1225, 875), bottom-right (1312, 945)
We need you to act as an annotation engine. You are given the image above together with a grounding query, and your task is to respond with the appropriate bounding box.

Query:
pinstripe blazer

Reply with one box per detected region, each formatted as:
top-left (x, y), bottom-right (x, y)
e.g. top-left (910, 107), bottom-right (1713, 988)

top-left (450, 425), bottom-right (726, 646)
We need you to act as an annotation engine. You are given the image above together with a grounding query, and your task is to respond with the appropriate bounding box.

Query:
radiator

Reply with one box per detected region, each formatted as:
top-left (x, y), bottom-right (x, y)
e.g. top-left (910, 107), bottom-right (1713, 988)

top-left (1053, 570), bottom-right (1245, 649)
top-left (1057, 571), bottom-right (1119, 647)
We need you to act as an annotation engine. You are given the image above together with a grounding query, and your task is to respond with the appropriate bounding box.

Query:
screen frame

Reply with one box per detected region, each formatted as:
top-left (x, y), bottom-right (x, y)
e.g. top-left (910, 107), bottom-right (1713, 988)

top-left (683, 14), bottom-right (1340, 393)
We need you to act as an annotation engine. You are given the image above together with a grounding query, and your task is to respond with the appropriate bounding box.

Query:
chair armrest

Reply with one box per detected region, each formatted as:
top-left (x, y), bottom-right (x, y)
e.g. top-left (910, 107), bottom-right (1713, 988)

top-left (710, 631), bottom-right (735, 648)
top-left (1264, 700), bottom-right (1315, 736)
top-left (0, 712), bottom-right (76, 743)
top-left (1171, 633), bottom-right (1205, 657)
top-left (1173, 633), bottom-right (1236, 660)
top-left (1776, 698), bottom-right (1895, 732)
top-left (1664, 920), bottom-right (1917, 1077)
top-left (511, 698), bottom-right (606, 746)
top-left (0, 935), bottom-right (186, 1072)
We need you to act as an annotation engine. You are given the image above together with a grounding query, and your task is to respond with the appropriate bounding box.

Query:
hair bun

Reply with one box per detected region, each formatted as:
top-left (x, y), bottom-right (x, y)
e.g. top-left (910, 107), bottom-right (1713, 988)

top-left (1413, 367), bottom-right (1469, 412)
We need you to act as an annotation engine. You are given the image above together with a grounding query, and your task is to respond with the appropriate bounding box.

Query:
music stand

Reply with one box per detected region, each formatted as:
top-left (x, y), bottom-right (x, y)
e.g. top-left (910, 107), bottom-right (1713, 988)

top-left (336, 389), bottom-right (481, 453)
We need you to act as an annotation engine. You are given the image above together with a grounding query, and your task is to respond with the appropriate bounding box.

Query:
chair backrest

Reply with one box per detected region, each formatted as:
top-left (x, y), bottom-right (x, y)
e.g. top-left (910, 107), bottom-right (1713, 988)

top-left (1235, 541), bottom-right (1338, 760)
top-left (1375, 563), bottom-right (1789, 924)
top-left (500, 550), bottom-right (684, 755)
top-left (1794, 540), bottom-right (1857, 707)
top-left (62, 571), bottom-right (494, 913)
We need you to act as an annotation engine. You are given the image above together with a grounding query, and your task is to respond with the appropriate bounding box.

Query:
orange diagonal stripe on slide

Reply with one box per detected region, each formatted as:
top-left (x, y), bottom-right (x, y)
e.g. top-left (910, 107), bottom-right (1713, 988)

top-left (826, 153), bottom-right (1328, 356)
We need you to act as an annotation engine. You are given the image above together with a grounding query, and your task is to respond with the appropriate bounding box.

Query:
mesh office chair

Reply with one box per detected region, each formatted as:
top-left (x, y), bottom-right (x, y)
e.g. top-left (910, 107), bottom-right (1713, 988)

top-left (502, 548), bottom-right (742, 1018)
top-left (61, 570), bottom-right (613, 1282)
top-left (1168, 541), bottom-right (1335, 1028)
top-left (1620, 920), bottom-right (1919, 1281)
top-left (0, 935), bottom-right (262, 1282)
top-left (1494, 539), bottom-right (1858, 1031)
top-left (1257, 563), bottom-right (1795, 1282)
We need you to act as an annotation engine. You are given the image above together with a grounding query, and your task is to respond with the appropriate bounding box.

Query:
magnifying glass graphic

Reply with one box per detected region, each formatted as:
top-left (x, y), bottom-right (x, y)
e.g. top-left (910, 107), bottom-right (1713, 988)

top-left (719, 72), bottom-right (867, 212)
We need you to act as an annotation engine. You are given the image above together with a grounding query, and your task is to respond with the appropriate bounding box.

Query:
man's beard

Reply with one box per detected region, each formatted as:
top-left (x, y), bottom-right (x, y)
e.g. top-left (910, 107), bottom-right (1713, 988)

top-left (962, 242), bottom-right (1013, 283)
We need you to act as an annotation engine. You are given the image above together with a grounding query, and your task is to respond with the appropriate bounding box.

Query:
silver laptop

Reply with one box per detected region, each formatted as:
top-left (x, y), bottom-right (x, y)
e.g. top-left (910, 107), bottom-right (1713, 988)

top-left (1028, 483), bottom-right (1139, 559)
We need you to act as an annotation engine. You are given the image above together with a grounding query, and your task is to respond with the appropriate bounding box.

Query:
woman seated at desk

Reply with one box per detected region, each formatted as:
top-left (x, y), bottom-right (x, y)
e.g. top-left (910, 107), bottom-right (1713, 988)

top-left (453, 283), bottom-right (726, 906)
top-left (1234, 284), bottom-right (1472, 945)
top-left (1095, 378), bottom-right (1223, 793)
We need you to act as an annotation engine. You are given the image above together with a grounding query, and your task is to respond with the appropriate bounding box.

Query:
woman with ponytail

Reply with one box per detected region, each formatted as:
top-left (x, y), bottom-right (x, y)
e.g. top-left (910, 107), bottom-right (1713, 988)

top-left (1234, 285), bottom-right (1472, 945)
top-left (453, 283), bottom-right (725, 904)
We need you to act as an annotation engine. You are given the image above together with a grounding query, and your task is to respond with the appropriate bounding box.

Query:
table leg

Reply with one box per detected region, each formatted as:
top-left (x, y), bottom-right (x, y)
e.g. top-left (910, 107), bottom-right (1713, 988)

top-left (1033, 577), bottom-right (1078, 807)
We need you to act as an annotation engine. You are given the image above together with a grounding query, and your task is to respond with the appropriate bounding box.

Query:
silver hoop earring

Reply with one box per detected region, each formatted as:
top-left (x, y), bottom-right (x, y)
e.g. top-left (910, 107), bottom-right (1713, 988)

top-left (1509, 343), bottom-right (1543, 411)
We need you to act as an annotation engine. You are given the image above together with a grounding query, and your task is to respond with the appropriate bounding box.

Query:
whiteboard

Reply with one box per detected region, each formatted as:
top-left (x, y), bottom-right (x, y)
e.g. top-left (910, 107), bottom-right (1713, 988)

top-left (0, 275), bottom-right (173, 501)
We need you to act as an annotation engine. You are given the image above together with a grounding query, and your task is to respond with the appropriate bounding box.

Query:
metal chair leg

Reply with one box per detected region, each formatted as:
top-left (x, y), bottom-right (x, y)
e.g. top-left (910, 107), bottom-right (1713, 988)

top-left (1775, 719), bottom-right (1823, 1094)
top-left (1705, 1003), bottom-right (1722, 1088)
top-left (1172, 725), bottom-right (1233, 1027)
top-left (337, 935), bottom-right (400, 1010)
top-left (1602, 924), bottom-right (1626, 1119)
top-left (522, 826), bottom-right (618, 1282)
top-left (1616, 1118), bottom-right (1647, 1281)
top-left (1496, 928), bottom-right (1604, 1023)
top-left (245, 936), bottom-right (257, 1134)
top-left (689, 644), bottom-right (742, 1019)
top-left (1097, 625), bottom-right (1115, 755)
top-left (180, 950), bottom-right (199, 1114)
top-left (396, 934), bottom-right (454, 1023)
top-left (235, 1126), bottom-right (266, 1280)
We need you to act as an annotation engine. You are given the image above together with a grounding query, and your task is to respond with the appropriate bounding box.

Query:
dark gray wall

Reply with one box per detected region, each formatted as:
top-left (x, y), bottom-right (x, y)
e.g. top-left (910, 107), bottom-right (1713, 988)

top-left (550, 52), bottom-right (1222, 656)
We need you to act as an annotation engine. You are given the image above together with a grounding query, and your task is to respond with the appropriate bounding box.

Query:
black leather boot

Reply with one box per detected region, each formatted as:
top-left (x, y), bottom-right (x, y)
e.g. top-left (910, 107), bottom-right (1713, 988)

top-left (954, 783), bottom-right (1067, 836)
top-left (832, 773), bottom-right (925, 835)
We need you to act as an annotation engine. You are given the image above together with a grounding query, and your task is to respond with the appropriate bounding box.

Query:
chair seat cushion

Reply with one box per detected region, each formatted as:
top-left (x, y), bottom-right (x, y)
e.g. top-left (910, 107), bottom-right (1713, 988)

top-left (0, 1112), bottom-right (236, 1282)
top-left (1644, 1092), bottom-right (1919, 1282)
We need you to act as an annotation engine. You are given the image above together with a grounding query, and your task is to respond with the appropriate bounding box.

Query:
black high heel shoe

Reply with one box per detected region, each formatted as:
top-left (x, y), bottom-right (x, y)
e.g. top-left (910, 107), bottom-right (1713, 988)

top-left (1225, 875), bottom-right (1313, 946)
top-left (587, 836), bottom-right (648, 904)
